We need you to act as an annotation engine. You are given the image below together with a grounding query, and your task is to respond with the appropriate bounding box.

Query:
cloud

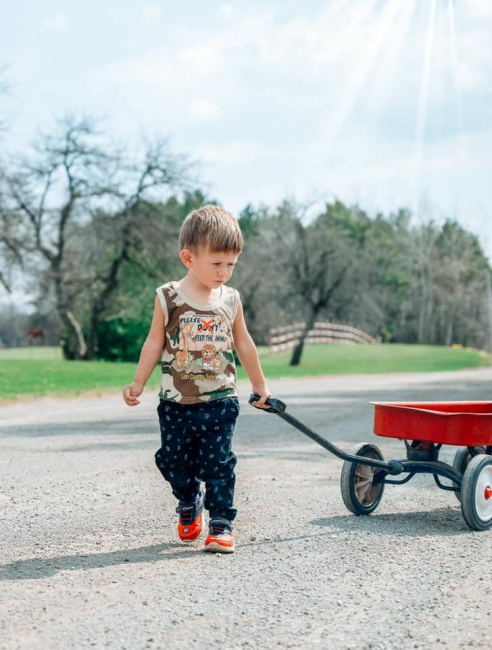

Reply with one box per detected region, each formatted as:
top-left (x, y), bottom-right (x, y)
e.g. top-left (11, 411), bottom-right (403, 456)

top-left (42, 11), bottom-right (69, 33)
top-left (98, 39), bottom-right (227, 91)
top-left (194, 140), bottom-right (267, 166)
top-left (101, 48), bottom-right (177, 86)
top-left (219, 4), bottom-right (234, 19)
top-left (469, 0), bottom-right (492, 17)
top-left (455, 31), bottom-right (492, 92)
top-left (179, 45), bottom-right (224, 76)
top-left (188, 100), bottom-right (221, 120)
top-left (15, 0), bottom-right (492, 261)
top-left (139, 4), bottom-right (164, 25)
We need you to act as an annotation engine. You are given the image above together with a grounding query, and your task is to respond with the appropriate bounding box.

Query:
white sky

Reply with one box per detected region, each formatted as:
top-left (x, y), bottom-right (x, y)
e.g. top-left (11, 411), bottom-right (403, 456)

top-left (1, 0), bottom-right (492, 270)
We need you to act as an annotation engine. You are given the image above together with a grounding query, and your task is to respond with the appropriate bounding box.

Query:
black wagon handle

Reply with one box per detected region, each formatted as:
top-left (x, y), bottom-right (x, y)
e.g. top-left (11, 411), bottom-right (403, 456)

top-left (248, 394), bottom-right (400, 474)
top-left (248, 394), bottom-right (287, 414)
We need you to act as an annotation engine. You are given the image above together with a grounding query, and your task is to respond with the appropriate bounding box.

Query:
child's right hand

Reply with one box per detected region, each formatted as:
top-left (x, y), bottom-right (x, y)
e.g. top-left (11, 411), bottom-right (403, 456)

top-left (122, 381), bottom-right (144, 406)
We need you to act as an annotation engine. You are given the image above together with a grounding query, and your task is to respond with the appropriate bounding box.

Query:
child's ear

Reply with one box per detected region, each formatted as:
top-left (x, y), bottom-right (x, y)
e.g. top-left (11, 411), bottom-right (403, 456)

top-left (180, 249), bottom-right (193, 268)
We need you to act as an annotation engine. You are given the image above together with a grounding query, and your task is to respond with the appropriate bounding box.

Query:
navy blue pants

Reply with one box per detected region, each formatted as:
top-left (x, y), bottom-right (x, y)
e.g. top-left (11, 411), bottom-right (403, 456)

top-left (155, 397), bottom-right (239, 522)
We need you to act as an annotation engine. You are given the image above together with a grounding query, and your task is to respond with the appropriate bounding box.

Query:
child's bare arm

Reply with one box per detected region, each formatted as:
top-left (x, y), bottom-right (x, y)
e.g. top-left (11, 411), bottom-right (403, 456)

top-left (123, 297), bottom-right (165, 406)
top-left (233, 301), bottom-right (271, 408)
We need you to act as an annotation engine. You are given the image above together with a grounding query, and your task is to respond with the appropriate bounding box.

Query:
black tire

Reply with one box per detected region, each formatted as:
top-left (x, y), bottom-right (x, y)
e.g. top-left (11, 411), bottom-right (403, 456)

top-left (452, 447), bottom-right (486, 502)
top-left (460, 455), bottom-right (492, 531)
top-left (340, 443), bottom-right (385, 516)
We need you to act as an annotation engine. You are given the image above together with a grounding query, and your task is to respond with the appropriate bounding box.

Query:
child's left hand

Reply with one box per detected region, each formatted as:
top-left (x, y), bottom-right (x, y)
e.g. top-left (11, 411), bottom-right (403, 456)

top-left (251, 385), bottom-right (272, 409)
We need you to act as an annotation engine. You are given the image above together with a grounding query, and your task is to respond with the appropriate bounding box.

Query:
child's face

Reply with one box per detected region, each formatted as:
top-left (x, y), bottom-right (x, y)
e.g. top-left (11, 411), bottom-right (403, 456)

top-left (183, 246), bottom-right (239, 289)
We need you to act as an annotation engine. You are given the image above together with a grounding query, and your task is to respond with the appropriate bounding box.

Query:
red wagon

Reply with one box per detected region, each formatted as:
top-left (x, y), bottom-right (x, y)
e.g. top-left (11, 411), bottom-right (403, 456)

top-left (251, 397), bottom-right (492, 531)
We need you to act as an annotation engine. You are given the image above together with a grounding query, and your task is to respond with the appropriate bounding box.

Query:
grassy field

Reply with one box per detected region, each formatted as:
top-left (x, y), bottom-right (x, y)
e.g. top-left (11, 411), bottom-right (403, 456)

top-left (1, 344), bottom-right (491, 401)
top-left (0, 347), bottom-right (65, 360)
top-left (0, 355), bottom-right (161, 401)
top-left (244, 343), bottom-right (492, 378)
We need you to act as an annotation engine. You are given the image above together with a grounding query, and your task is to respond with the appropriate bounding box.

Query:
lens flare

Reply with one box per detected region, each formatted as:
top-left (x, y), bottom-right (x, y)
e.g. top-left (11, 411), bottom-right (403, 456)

top-left (367, 0), bottom-right (419, 113)
top-left (324, 0), bottom-right (403, 143)
top-left (412, 0), bottom-right (437, 221)
top-left (447, 0), bottom-right (466, 165)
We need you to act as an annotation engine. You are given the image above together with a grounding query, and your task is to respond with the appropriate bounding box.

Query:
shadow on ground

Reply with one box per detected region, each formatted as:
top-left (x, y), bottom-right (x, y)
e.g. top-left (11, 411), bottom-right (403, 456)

top-left (310, 507), bottom-right (471, 537)
top-left (0, 542), bottom-right (200, 581)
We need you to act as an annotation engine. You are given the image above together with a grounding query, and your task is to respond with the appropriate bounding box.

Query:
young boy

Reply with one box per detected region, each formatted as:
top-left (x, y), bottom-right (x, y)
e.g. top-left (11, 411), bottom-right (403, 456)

top-left (122, 205), bottom-right (271, 553)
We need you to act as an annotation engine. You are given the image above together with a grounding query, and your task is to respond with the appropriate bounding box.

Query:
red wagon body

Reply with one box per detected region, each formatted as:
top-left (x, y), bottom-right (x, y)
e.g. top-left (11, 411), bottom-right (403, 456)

top-left (250, 395), bottom-right (492, 531)
top-left (372, 401), bottom-right (492, 446)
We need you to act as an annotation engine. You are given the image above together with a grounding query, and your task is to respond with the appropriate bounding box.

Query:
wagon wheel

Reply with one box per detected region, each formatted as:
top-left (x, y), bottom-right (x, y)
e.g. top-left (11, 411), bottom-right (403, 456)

top-left (340, 443), bottom-right (385, 516)
top-left (452, 447), bottom-right (486, 502)
top-left (460, 455), bottom-right (492, 531)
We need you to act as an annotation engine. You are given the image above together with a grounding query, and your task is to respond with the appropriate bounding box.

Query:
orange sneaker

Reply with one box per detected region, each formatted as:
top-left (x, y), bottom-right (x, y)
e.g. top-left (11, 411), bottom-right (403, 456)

top-left (204, 518), bottom-right (235, 553)
top-left (177, 490), bottom-right (204, 543)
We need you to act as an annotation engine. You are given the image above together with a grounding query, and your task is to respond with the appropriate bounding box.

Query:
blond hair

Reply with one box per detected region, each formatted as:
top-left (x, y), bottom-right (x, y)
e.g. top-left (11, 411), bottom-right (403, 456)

top-left (179, 205), bottom-right (243, 254)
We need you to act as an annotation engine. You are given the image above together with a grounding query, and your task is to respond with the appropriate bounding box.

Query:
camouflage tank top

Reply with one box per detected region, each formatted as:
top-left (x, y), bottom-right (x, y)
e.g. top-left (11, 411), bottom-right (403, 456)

top-left (156, 281), bottom-right (240, 404)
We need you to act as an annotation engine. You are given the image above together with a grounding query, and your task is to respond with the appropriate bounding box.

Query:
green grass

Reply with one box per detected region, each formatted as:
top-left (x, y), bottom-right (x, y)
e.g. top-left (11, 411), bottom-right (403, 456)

top-left (1, 344), bottom-right (491, 401)
top-left (0, 347), bottom-right (160, 400)
top-left (0, 346), bottom-right (64, 360)
top-left (237, 343), bottom-right (492, 380)
top-left (0, 358), bottom-right (161, 400)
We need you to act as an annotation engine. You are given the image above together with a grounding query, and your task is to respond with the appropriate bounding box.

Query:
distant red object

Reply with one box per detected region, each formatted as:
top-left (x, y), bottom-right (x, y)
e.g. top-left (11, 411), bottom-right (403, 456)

top-left (27, 329), bottom-right (46, 344)
top-left (372, 401), bottom-right (492, 446)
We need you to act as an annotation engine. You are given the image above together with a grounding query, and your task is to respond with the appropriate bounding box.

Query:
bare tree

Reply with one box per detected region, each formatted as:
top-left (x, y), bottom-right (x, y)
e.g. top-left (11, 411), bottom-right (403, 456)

top-left (0, 197), bottom-right (24, 292)
top-left (430, 220), bottom-right (490, 347)
top-left (1, 116), bottom-right (192, 358)
top-left (0, 67), bottom-right (17, 291)
top-left (0, 66), bottom-right (9, 134)
top-left (262, 200), bottom-right (368, 366)
top-left (411, 222), bottom-right (439, 343)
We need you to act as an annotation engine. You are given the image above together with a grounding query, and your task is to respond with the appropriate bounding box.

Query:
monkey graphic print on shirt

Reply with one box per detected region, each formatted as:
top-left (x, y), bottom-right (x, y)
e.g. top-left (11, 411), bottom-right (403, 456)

top-left (156, 281), bottom-right (239, 404)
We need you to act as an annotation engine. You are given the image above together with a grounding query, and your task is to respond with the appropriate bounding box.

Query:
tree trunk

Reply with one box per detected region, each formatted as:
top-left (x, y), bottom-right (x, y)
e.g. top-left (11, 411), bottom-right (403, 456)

top-left (84, 223), bottom-right (131, 360)
top-left (62, 310), bottom-right (88, 359)
top-left (86, 307), bottom-right (101, 361)
top-left (54, 271), bottom-right (88, 360)
top-left (417, 264), bottom-right (434, 343)
top-left (444, 307), bottom-right (455, 347)
top-left (290, 310), bottom-right (317, 366)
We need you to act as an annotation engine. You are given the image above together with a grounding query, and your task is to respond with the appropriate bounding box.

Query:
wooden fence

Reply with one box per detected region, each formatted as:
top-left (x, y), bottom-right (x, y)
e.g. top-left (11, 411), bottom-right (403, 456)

top-left (269, 321), bottom-right (379, 353)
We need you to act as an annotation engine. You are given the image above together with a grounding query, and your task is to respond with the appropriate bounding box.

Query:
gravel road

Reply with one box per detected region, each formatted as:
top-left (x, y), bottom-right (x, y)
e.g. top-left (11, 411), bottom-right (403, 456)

top-left (1, 369), bottom-right (491, 650)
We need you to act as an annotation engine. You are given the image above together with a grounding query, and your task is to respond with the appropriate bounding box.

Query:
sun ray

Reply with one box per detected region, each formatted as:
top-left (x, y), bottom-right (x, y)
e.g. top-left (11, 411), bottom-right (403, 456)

top-left (433, 0), bottom-right (448, 110)
top-left (321, 0), bottom-right (379, 65)
top-left (447, 0), bottom-right (462, 122)
top-left (304, 0), bottom-right (380, 80)
top-left (323, 0), bottom-right (404, 144)
top-left (412, 0), bottom-right (438, 221)
top-left (447, 0), bottom-right (467, 165)
top-left (367, 0), bottom-right (419, 113)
